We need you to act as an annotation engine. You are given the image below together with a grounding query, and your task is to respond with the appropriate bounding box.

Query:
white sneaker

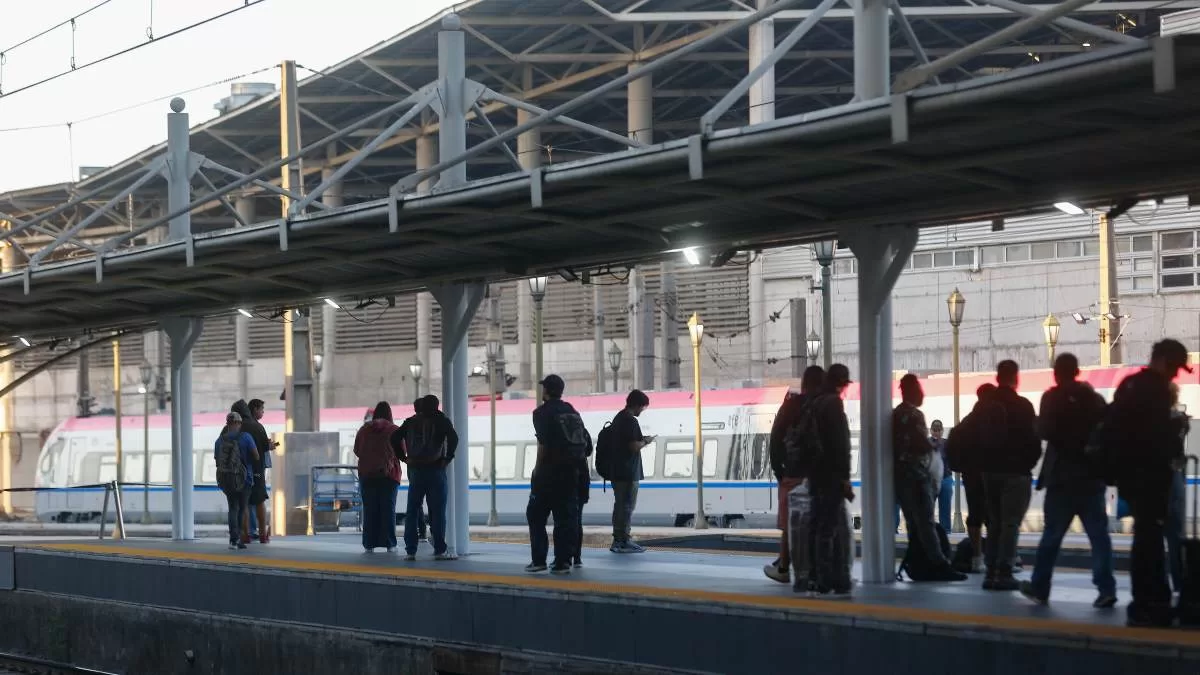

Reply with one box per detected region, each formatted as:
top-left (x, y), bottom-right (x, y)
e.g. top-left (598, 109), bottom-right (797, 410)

top-left (970, 556), bottom-right (985, 574)
top-left (525, 562), bottom-right (548, 573)
top-left (363, 547), bottom-right (374, 553)
top-left (434, 552), bottom-right (456, 561)
top-left (763, 564), bottom-right (790, 584)
top-left (385, 547), bottom-right (396, 553)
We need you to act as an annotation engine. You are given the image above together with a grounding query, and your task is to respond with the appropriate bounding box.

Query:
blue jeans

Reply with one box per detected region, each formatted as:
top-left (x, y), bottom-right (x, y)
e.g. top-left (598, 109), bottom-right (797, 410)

top-left (248, 506), bottom-right (258, 535)
top-left (405, 465), bottom-right (448, 555)
top-left (1166, 469), bottom-right (1186, 593)
top-left (1030, 485), bottom-right (1115, 597)
top-left (224, 489), bottom-right (248, 544)
top-left (360, 477), bottom-right (398, 550)
top-left (938, 476), bottom-right (954, 532)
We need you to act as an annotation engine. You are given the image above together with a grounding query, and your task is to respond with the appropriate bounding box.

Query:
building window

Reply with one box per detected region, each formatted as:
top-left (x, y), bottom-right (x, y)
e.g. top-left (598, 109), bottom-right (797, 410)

top-left (912, 252), bottom-right (933, 269)
top-left (832, 258), bottom-right (857, 276)
top-left (1157, 230), bottom-right (1199, 290)
top-left (954, 249), bottom-right (975, 267)
top-left (1057, 241), bottom-right (1081, 258)
top-left (1005, 244), bottom-right (1030, 262)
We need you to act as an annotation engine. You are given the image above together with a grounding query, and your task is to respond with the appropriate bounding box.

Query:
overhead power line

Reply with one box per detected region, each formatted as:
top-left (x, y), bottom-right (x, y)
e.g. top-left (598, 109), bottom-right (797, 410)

top-left (0, 0), bottom-right (268, 101)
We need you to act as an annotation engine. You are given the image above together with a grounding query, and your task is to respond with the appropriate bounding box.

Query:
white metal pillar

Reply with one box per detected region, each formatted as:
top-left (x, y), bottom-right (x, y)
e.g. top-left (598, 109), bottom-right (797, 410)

top-left (517, 65), bottom-right (540, 393)
top-left (416, 116), bottom-right (437, 397)
top-left (234, 194), bottom-right (254, 401)
top-left (319, 155), bottom-right (342, 409)
top-left (594, 283), bottom-right (606, 392)
top-left (628, 58), bottom-right (656, 391)
top-left (660, 260), bottom-right (680, 389)
top-left (432, 14), bottom-right (484, 556)
top-left (162, 98), bottom-right (205, 540)
top-left (747, 0), bottom-right (777, 384)
top-left (0, 230), bottom-right (13, 515)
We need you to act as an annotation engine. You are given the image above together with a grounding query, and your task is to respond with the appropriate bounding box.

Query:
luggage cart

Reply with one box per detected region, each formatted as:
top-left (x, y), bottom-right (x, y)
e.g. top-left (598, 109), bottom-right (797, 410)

top-left (308, 464), bottom-right (362, 534)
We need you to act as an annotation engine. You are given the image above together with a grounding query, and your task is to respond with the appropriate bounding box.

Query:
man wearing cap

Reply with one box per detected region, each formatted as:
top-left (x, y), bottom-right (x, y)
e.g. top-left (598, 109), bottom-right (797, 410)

top-left (214, 412), bottom-right (259, 550)
top-left (1108, 338), bottom-right (1192, 626)
top-left (527, 374), bottom-right (590, 574)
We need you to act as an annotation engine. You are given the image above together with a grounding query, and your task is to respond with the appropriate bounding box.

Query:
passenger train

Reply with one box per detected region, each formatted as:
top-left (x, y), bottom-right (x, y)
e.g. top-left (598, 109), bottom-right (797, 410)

top-left (34, 365), bottom-right (1200, 529)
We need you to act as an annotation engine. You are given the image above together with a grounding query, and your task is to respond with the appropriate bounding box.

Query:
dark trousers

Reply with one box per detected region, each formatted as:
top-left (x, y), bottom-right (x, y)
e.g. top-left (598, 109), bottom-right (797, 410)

top-left (405, 466), bottom-right (448, 555)
top-left (982, 473), bottom-right (1032, 576)
top-left (1030, 485), bottom-right (1116, 597)
top-left (810, 484), bottom-right (851, 593)
top-left (897, 462), bottom-right (951, 568)
top-left (1124, 477), bottom-right (1173, 616)
top-left (224, 489), bottom-right (249, 544)
top-left (573, 498), bottom-right (586, 560)
top-left (361, 477), bottom-right (398, 550)
top-left (527, 487), bottom-right (578, 566)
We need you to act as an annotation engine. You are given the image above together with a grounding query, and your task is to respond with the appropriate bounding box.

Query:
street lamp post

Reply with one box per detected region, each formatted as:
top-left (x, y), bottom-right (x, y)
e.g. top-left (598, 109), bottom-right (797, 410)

top-left (805, 330), bottom-right (821, 367)
top-left (946, 288), bottom-right (966, 533)
top-left (313, 353), bottom-right (324, 431)
top-left (139, 361), bottom-right (153, 524)
top-left (528, 276), bottom-right (548, 398)
top-left (486, 326), bottom-right (501, 527)
top-left (112, 336), bottom-right (124, 540)
top-left (812, 240), bottom-right (836, 368)
top-left (608, 342), bottom-right (622, 391)
top-left (1043, 313), bottom-right (1061, 367)
top-left (687, 313), bottom-right (708, 530)
top-left (409, 358), bottom-right (423, 400)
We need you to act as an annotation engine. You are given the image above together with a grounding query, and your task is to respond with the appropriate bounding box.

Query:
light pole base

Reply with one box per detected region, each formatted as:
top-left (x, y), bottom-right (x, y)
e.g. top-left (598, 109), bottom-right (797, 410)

top-left (693, 514), bottom-right (710, 530)
top-left (487, 510), bottom-right (499, 527)
top-left (951, 512), bottom-right (965, 534)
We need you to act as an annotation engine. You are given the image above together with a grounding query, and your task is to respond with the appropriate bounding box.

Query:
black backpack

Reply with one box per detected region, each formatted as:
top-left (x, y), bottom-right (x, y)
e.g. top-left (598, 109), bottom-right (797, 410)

top-left (783, 398), bottom-right (824, 476)
top-left (897, 522), bottom-right (952, 581)
top-left (215, 435), bottom-right (247, 495)
top-left (405, 416), bottom-right (447, 466)
top-left (553, 409), bottom-right (591, 463)
top-left (594, 421), bottom-right (615, 481)
top-left (1047, 386), bottom-right (1105, 461)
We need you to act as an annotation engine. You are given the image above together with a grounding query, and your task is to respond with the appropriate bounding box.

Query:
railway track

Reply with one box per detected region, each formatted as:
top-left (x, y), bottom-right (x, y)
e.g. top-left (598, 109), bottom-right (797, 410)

top-left (0, 652), bottom-right (115, 675)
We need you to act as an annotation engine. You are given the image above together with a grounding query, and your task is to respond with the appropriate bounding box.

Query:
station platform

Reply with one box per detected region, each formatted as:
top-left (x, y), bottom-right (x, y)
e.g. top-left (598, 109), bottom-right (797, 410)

top-left (1, 535), bottom-right (1196, 675)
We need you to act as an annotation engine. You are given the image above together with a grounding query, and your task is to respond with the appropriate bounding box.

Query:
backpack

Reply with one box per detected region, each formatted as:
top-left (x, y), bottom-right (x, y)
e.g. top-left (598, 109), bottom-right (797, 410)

top-left (405, 416), bottom-right (447, 466)
top-left (1048, 386), bottom-right (1105, 461)
top-left (553, 409), bottom-right (591, 463)
top-left (783, 399), bottom-right (824, 477)
top-left (216, 435), bottom-right (247, 495)
top-left (594, 421), bottom-right (616, 481)
top-left (896, 522), bottom-right (953, 581)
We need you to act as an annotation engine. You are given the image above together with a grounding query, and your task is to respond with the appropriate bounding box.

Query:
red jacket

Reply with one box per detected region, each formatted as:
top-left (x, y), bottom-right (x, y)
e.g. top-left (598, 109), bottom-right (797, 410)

top-left (354, 419), bottom-right (402, 483)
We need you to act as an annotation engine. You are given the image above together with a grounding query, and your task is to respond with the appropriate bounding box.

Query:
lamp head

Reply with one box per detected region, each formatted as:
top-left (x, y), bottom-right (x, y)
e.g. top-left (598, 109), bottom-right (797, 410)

top-left (409, 358), bottom-right (423, 380)
top-left (946, 288), bottom-right (966, 327)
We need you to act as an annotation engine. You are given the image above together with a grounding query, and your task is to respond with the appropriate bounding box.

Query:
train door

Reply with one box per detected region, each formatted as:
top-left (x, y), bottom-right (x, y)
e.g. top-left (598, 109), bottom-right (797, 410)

top-left (744, 414), bottom-right (773, 512)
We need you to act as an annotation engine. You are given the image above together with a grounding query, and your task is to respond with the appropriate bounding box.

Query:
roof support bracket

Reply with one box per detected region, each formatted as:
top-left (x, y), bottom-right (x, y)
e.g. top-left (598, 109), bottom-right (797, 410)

top-left (95, 255), bottom-right (104, 284)
top-left (21, 269), bottom-right (29, 296)
top-left (688, 135), bottom-right (705, 181)
top-left (278, 219), bottom-right (289, 252)
top-left (388, 196), bottom-right (400, 233)
top-left (890, 94), bottom-right (910, 144)
top-left (530, 167), bottom-right (544, 209)
top-left (185, 235), bottom-right (195, 267)
top-left (1154, 36), bottom-right (1177, 94)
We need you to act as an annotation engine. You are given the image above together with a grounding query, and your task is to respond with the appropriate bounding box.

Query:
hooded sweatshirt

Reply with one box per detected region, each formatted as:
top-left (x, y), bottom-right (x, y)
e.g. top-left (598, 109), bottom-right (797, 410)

top-left (354, 418), bottom-right (402, 483)
top-left (231, 399), bottom-right (271, 473)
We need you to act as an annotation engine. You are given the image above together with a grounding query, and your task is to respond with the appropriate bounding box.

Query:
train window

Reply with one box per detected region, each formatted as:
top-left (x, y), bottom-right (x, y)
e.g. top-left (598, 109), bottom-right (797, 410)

top-left (201, 457), bottom-right (218, 485)
top-left (523, 444), bottom-right (538, 479)
top-left (97, 458), bottom-right (117, 483)
top-left (703, 439), bottom-right (718, 477)
top-left (40, 438), bottom-right (65, 480)
top-left (150, 454), bottom-right (171, 484)
top-left (663, 441), bottom-right (694, 478)
top-left (124, 455), bottom-right (145, 484)
top-left (468, 446), bottom-right (485, 481)
top-left (495, 445), bottom-right (517, 480)
top-left (641, 442), bottom-right (657, 478)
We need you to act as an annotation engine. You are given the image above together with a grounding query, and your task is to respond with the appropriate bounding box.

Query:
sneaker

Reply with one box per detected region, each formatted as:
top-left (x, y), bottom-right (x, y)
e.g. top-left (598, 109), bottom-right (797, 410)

top-left (970, 556), bottom-right (985, 574)
top-left (259, 534), bottom-right (270, 545)
top-left (1093, 593), bottom-right (1118, 609)
top-left (816, 588), bottom-right (853, 600)
top-left (249, 531), bottom-right (259, 539)
top-left (572, 558), bottom-right (583, 568)
top-left (385, 547), bottom-right (397, 553)
top-left (990, 575), bottom-right (1019, 592)
top-left (982, 573), bottom-right (996, 591)
top-left (363, 547), bottom-right (374, 553)
top-left (610, 541), bottom-right (631, 554)
top-left (550, 563), bottom-right (571, 575)
top-left (1019, 581), bottom-right (1048, 605)
top-left (228, 541), bottom-right (238, 550)
top-left (403, 553), bottom-right (416, 561)
top-left (763, 564), bottom-right (791, 584)
top-left (525, 563), bottom-right (548, 573)
top-left (434, 551), bottom-right (456, 561)
top-left (626, 541), bottom-right (646, 553)
top-left (236, 542), bottom-right (247, 550)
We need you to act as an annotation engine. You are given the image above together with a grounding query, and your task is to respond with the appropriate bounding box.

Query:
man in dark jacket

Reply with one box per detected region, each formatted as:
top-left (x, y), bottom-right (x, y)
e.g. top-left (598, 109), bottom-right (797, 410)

top-left (1108, 339), bottom-right (1192, 626)
top-left (1021, 353), bottom-right (1115, 608)
top-left (978, 360), bottom-right (1041, 591)
top-left (764, 365), bottom-right (824, 584)
top-left (946, 383), bottom-right (999, 573)
top-left (893, 374), bottom-right (965, 581)
top-left (232, 399), bottom-right (272, 544)
top-left (399, 394), bottom-right (459, 560)
top-left (808, 363), bottom-right (854, 598)
top-left (527, 375), bottom-right (591, 574)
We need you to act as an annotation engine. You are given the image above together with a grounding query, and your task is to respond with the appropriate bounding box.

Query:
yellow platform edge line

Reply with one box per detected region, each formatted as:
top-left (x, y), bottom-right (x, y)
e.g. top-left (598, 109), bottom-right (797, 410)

top-left (24, 542), bottom-right (1200, 649)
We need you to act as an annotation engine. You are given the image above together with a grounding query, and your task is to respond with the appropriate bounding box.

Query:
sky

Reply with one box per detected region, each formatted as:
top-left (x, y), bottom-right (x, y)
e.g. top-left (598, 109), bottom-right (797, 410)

top-left (0, 0), bottom-right (458, 192)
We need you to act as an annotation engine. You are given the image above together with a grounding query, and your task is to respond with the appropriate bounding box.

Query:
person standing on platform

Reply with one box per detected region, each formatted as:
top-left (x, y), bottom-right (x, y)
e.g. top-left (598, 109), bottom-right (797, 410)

top-left (764, 366), bottom-right (824, 584)
top-left (397, 399), bottom-right (429, 542)
top-left (808, 363), bottom-right (855, 599)
top-left (354, 402), bottom-right (404, 553)
top-left (231, 399), bottom-right (272, 544)
top-left (930, 420), bottom-right (954, 532)
top-left (1105, 339), bottom-right (1191, 626)
top-left (977, 360), bottom-right (1041, 592)
top-left (1166, 383), bottom-right (1190, 597)
top-left (606, 389), bottom-right (652, 555)
top-left (1020, 353), bottom-right (1116, 608)
top-left (401, 395), bottom-right (458, 561)
top-left (247, 398), bottom-right (275, 541)
top-left (214, 411), bottom-right (258, 550)
top-left (526, 375), bottom-right (591, 575)
top-left (947, 383), bottom-right (999, 574)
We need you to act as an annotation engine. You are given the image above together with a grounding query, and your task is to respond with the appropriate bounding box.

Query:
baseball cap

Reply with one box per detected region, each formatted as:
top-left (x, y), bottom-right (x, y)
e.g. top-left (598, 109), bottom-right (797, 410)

top-left (827, 363), bottom-right (852, 386)
top-left (1152, 339), bottom-right (1193, 373)
top-left (539, 374), bottom-right (565, 395)
top-left (226, 411), bottom-right (242, 424)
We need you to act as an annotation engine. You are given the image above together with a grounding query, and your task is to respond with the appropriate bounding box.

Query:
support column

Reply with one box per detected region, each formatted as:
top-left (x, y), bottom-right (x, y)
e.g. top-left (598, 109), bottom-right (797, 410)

top-left (285, 310), bottom-right (316, 433)
top-left (594, 284), bottom-right (606, 392)
top-left (747, 0), bottom-right (777, 384)
top-left (1098, 213), bottom-right (1122, 365)
top-left (77, 348), bottom-right (92, 417)
top-left (790, 298), bottom-right (808, 376)
top-left (0, 232), bottom-right (13, 515)
top-left (431, 15), bottom-right (484, 556)
top-left (234, 194), bottom-right (254, 400)
top-left (517, 65), bottom-right (540, 393)
top-left (319, 154), bottom-right (342, 409)
top-left (416, 115), bottom-right (437, 396)
top-left (628, 56), bottom-right (656, 391)
top-left (660, 261), bottom-right (681, 389)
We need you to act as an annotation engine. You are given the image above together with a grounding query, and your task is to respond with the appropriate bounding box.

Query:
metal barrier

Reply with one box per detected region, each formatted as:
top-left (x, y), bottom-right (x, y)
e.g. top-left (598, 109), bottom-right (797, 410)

top-left (96, 480), bottom-right (126, 540)
top-left (307, 464), bottom-right (362, 535)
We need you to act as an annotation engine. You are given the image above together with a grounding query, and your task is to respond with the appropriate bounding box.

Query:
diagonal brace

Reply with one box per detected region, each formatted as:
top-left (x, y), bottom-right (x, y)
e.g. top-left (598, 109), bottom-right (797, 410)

top-left (472, 101), bottom-right (523, 172)
top-left (890, 0), bottom-right (940, 86)
top-left (481, 88), bottom-right (646, 150)
top-left (975, 0), bottom-right (1142, 44)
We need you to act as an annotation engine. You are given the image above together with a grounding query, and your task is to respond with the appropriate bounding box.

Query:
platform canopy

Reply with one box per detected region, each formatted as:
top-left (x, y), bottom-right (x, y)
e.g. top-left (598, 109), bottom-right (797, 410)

top-left (0, 0), bottom-right (1198, 343)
